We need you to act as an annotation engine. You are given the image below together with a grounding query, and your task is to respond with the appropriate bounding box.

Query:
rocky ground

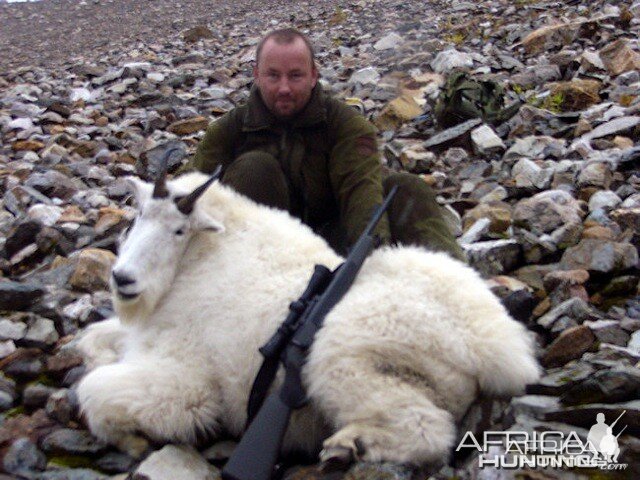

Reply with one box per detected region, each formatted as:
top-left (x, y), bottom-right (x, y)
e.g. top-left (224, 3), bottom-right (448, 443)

top-left (1, 0), bottom-right (640, 479)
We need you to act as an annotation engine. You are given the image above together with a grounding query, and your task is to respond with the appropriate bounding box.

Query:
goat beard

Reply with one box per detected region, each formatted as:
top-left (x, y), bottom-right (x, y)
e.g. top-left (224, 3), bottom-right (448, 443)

top-left (113, 293), bottom-right (155, 326)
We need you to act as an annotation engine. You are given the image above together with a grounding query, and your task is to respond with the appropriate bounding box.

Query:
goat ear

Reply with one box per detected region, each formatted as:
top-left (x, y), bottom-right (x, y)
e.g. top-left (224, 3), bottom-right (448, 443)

top-left (125, 177), bottom-right (153, 205)
top-left (192, 209), bottom-right (225, 233)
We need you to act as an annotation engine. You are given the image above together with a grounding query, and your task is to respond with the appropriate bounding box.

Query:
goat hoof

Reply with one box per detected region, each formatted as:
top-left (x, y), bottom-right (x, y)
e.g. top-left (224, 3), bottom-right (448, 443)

top-left (319, 439), bottom-right (363, 473)
top-left (319, 447), bottom-right (353, 473)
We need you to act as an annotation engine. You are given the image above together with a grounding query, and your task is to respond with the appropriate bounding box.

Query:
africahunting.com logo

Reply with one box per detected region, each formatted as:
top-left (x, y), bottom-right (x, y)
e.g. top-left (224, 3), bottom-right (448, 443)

top-left (456, 411), bottom-right (628, 471)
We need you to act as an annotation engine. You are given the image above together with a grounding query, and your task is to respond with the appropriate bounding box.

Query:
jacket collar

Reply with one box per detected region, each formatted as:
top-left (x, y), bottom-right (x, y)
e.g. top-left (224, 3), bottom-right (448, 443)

top-left (242, 83), bottom-right (328, 131)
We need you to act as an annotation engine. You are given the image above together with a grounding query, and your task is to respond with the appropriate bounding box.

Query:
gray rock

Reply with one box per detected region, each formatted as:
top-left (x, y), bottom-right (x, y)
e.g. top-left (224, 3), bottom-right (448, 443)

top-left (431, 49), bottom-right (473, 73)
top-left (5, 219), bottom-right (42, 258)
top-left (172, 53), bottom-right (205, 66)
top-left (25, 171), bottom-right (79, 200)
top-left (61, 295), bottom-right (94, 324)
top-left (45, 389), bottom-right (78, 424)
top-left (504, 135), bottom-right (567, 160)
top-left (561, 239), bottom-right (638, 273)
top-left (588, 190), bottom-right (622, 211)
top-left (23, 317), bottom-right (59, 348)
top-left (463, 239), bottom-right (521, 276)
top-left (528, 362), bottom-right (595, 396)
top-left (459, 218), bottom-right (491, 244)
top-left (509, 395), bottom-right (561, 419)
top-left (200, 86), bottom-right (228, 100)
top-left (146, 72), bottom-right (165, 83)
top-left (7, 117), bottom-right (34, 130)
top-left (10, 243), bottom-right (40, 268)
top-left (95, 452), bottom-right (136, 474)
top-left (374, 32), bottom-right (403, 50)
top-left (0, 390), bottom-right (14, 410)
top-left (441, 147), bottom-right (468, 166)
top-left (349, 67), bottom-right (380, 86)
top-left (512, 190), bottom-right (585, 235)
top-left (537, 297), bottom-right (601, 331)
top-left (621, 193), bottom-right (640, 209)
top-left (586, 319), bottom-right (631, 346)
top-left (423, 118), bottom-right (482, 151)
top-left (3, 438), bottom-right (46, 476)
top-left (92, 68), bottom-right (124, 86)
top-left (137, 141), bottom-right (187, 178)
top-left (627, 328), bottom-right (640, 351)
top-left (0, 372), bottom-right (16, 395)
top-left (23, 383), bottom-right (57, 409)
top-left (577, 161), bottom-right (613, 189)
top-left (457, 161), bottom-right (492, 181)
top-left (510, 64), bottom-right (562, 86)
top-left (134, 445), bottom-right (218, 480)
top-left (561, 367), bottom-right (640, 405)
top-left (581, 115), bottom-right (640, 142)
top-left (0, 281), bottom-right (44, 311)
top-left (0, 340), bottom-right (16, 360)
top-left (511, 158), bottom-right (553, 190)
top-left (41, 429), bottom-right (107, 456)
top-left (27, 204), bottom-right (64, 227)
top-left (0, 318), bottom-right (27, 341)
top-left (107, 78), bottom-right (137, 94)
top-left (70, 88), bottom-right (92, 102)
top-left (548, 221), bottom-right (582, 249)
top-left (470, 124), bottom-right (505, 156)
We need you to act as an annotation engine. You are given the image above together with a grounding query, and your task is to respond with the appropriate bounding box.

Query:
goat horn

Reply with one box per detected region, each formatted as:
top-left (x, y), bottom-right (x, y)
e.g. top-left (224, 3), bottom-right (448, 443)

top-left (152, 146), bottom-right (182, 199)
top-left (176, 165), bottom-right (223, 215)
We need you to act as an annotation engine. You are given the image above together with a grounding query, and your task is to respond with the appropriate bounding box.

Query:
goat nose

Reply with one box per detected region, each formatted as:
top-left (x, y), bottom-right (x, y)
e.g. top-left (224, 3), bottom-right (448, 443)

top-left (112, 270), bottom-right (135, 287)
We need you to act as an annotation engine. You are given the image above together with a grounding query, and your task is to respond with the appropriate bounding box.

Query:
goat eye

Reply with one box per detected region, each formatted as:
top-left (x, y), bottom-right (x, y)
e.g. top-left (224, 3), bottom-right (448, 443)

top-left (175, 228), bottom-right (186, 236)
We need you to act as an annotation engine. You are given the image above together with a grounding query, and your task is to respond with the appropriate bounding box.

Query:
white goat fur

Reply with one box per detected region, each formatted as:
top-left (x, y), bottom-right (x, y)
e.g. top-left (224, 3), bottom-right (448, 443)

top-left (76, 172), bottom-right (540, 465)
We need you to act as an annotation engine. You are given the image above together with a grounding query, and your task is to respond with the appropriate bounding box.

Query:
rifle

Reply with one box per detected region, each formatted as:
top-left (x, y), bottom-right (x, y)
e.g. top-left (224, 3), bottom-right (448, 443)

top-left (222, 186), bottom-right (398, 480)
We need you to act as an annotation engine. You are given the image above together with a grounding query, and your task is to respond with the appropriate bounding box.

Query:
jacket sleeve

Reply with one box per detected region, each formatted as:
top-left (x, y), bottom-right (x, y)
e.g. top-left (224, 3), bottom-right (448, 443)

top-left (178, 111), bottom-right (236, 175)
top-left (328, 112), bottom-right (391, 247)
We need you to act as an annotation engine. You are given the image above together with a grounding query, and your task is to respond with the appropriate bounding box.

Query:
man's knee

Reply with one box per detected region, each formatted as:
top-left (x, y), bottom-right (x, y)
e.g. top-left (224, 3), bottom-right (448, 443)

top-left (222, 151), bottom-right (289, 210)
top-left (383, 173), bottom-right (442, 217)
top-left (383, 172), bottom-right (465, 261)
top-left (383, 173), bottom-right (445, 236)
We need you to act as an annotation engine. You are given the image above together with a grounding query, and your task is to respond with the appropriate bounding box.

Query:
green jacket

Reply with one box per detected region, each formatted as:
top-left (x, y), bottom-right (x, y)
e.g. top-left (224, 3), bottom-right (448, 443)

top-left (182, 84), bottom-right (390, 246)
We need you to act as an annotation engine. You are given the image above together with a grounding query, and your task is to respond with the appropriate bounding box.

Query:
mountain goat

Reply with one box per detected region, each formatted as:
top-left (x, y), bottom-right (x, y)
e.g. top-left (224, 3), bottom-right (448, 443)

top-left (76, 171), bottom-right (541, 468)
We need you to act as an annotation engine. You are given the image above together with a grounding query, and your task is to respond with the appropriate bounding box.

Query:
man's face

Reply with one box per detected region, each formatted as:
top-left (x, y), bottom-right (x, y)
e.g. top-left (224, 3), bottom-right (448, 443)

top-left (254, 37), bottom-right (318, 120)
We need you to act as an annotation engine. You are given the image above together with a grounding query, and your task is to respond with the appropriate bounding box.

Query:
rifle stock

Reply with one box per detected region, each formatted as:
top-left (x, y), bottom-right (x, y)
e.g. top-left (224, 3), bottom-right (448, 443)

top-left (222, 393), bottom-right (291, 480)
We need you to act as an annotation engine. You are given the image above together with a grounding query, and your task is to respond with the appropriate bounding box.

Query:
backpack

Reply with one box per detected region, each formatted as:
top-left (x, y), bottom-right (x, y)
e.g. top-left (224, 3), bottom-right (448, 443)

top-left (434, 70), bottom-right (519, 128)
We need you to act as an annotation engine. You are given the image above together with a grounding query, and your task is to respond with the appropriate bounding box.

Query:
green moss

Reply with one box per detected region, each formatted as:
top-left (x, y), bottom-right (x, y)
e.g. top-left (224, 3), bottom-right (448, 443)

top-left (47, 455), bottom-right (96, 469)
top-left (443, 32), bottom-right (466, 45)
top-left (28, 373), bottom-right (58, 388)
top-left (541, 92), bottom-right (565, 113)
top-left (5, 406), bottom-right (26, 418)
